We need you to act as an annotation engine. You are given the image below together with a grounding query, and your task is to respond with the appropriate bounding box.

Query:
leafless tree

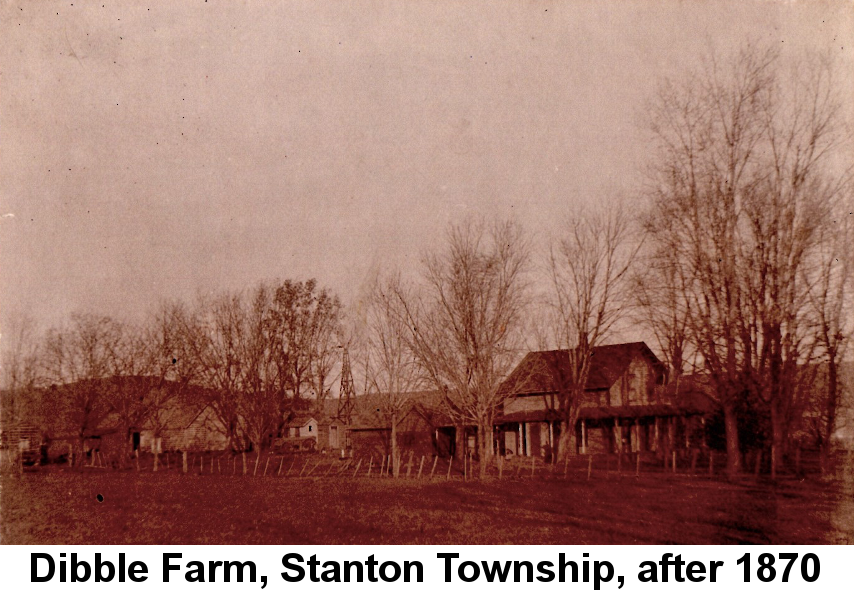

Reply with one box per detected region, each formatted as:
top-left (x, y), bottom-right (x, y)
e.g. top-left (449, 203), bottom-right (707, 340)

top-left (364, 273), bottom-right (421, 476)
top-left (180, 291), bottom-right (250, 451)
top-left (804, 204), bottom-right (853, 472)
top-left (179, 280), bottom-right (342, 452)
top-left (394, 219), bottom-right (530, 476)
top-left (41, 313), bottom-right (124, 464)
top-left (0, 313), bottom-right (43, 427)
top-left (644, 44), bottom-right (851, 476)
top-left (542, 205), bottom-right (642, 462)
top-left (269, 279), bottom-right (342, 403)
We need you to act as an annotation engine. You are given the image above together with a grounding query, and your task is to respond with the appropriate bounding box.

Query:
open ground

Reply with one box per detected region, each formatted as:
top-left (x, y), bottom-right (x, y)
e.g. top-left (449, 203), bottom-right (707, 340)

top-left (2, 466), bottom-right (852, 544)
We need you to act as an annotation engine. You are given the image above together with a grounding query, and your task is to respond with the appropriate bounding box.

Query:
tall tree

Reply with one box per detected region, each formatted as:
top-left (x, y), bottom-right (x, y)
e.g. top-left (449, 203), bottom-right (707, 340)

top-left (542, 205), bottom-right (641, 462)
top-left (364, 273), bottom-right (420, 476)
top-left (394, 219), bottom-right (530, 476)
top-left (41, 313), bottom-right (124, 464)
top-left (804, 205), bottom-right (853, 472)
top-left (644, 45), bottom-right (850, 476)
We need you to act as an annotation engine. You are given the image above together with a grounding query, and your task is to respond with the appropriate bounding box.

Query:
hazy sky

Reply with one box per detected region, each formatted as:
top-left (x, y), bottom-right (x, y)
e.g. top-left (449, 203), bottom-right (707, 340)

top-left (2, 0), bottom-right (852, 332)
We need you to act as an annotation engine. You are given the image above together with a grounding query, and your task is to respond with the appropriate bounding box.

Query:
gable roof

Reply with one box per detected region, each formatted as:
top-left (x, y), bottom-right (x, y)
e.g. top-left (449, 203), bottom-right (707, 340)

top-left (503, 342), bottom-right (665, 396)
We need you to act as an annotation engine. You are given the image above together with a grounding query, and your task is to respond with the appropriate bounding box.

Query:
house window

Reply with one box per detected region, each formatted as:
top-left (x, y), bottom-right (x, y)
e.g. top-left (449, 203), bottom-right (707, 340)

top-left (309, 425), bottom-right (313, 432)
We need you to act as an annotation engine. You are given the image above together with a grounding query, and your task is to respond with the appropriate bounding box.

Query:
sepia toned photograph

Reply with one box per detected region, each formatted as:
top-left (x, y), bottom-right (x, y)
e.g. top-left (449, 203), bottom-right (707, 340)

top-left (1, 1), bottom-right (853, 545)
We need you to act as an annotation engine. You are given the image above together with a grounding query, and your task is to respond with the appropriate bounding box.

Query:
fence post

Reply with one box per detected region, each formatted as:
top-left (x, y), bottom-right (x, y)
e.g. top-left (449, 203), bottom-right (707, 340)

top-left (278, 456), bottom-right (284, 476)
top-left (446, 456), bottom-right (453, 480)
top-left (352, 458), bottom-right (363, 477)
top-left (417, 455), bottom-right (425, 479)
top-left (242, 452), bottom-right (247, 475)
top-left (253, 453), bottom-right (260, 476)
top-left (636, 452), bottom-right (641, 478)
top-left (587, 453), bottom-right (593, 481)
top-left (299, 459), bottom-right (309, 477)
top-left (672, 450), bottom-right (677, 474)
top-left (263, 456), bottom-right (270, 476)
top-left (153, 450), bottom-right (158, 472)
top-left (136, 450), bottom-right (140, 472)
top-left (430, 455), bottom-right (438, 479)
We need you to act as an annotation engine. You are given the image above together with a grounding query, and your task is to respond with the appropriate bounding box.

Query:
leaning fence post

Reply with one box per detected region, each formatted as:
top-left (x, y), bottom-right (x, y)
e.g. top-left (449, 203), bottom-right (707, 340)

top-left (135, 450), bottom-right (140, 472)
top-left (636, 452), bottom-right (641, 478)
top-left (278, 456), bottom-right (284, 476)
top-left (446, 456), bottom-right (453, 480)
top-left (242, 452), bottom-right (247, 475)
top-left (287, 458), bottom-right (296, 476)
top-left (299, 459), bottom-right (309, 477)
top-left (263, 456), bottom-right (270, 476)
top-left (417, 455), bottom-right (425, 479)
top-left (587, 453), bottom-right (593, 481)
top-left (672, 450), bottom-right (677, 474)
top-left (430, 455), bottom-right (438, 479)
top-left (253, 453), bottom-right (260, 476)
top-left (352, 458), bottom-right (363, 477)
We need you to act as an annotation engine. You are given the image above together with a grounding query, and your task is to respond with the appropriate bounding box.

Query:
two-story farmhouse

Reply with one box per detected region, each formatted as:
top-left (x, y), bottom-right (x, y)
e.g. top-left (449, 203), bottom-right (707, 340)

top-left (497, 342), bottom-right (711, 458)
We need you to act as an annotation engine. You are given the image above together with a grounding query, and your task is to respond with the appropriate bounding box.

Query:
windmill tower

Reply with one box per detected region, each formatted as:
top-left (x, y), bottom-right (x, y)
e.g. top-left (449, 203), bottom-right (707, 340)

top-left (338, 346), bottom-right (356, 457)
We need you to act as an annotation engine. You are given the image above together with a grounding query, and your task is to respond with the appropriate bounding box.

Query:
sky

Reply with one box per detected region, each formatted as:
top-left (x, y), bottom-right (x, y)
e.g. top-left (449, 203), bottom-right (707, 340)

top-left (1, 0), bottom-right (852, 334)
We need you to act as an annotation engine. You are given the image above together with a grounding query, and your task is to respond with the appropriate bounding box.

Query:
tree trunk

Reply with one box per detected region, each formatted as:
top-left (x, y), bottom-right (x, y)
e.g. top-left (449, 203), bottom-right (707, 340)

top-left (770, 403), bottom-right (784, 480)
top-left (557, 417), bottom-right (575, 463)
top-left (476, 422), bottom-right (493, 477)
top-left (820, 359), bottom-right (839, 476)
top-left (454, 425), bottom-right (464, 459)
top-left (723, 402), bottom-right (741, 477)
top-left (391, 415), bottom-right (400, 478)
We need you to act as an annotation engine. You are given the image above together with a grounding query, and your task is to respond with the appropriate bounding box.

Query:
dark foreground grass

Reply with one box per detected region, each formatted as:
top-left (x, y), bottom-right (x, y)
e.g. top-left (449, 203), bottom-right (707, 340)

top-left (2, 470), bottom-right (852, 544)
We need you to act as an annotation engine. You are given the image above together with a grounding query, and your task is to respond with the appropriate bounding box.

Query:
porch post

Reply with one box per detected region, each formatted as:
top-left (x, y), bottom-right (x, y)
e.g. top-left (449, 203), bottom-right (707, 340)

top-left (518, 423), bottom-right (523, 456)
top-left (614, 418), bottom-right (622, 454)
top-left (581, 419), bottom-right (587, 455)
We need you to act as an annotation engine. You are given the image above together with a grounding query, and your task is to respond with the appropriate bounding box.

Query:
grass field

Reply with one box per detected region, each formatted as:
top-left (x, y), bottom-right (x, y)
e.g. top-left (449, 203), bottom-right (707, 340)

top-left (2, 467), bottom-right (853, 544)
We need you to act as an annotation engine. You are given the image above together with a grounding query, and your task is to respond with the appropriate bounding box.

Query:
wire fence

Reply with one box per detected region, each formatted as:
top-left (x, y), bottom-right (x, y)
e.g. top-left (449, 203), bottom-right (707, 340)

top-left (3, 445), bottom-right (850, 484)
